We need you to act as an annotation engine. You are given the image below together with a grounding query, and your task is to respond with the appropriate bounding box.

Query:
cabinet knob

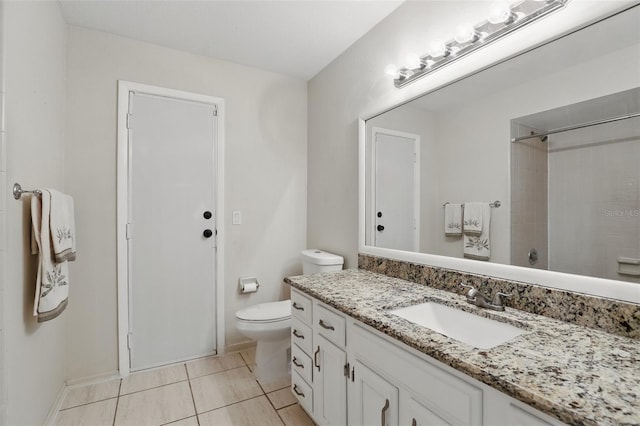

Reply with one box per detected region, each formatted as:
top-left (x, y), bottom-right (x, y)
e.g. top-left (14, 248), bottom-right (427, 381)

top-left (203, 229), bottom-right (213, 238)
top-left (203, 211), bottom-right (212, 219)
top-left (377, 225), bottom-right (385, 232)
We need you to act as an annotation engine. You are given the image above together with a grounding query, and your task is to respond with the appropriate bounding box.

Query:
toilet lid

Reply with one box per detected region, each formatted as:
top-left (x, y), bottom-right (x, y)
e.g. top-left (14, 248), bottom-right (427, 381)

top-left (236, 300), bottom-right (291, 322)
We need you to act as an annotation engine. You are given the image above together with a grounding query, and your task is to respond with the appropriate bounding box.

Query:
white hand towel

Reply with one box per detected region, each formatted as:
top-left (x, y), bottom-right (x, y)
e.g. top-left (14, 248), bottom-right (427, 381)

top-left (463, 202), bottom-right (483, 236)
top-left (31, 190), bottom-right (69, 322)
top-left (48, 189), bottom-right (76, 262)
top-left (444, 203), bottom-right (462, 237)
top-left (463, 202), bottom-right (491, 261)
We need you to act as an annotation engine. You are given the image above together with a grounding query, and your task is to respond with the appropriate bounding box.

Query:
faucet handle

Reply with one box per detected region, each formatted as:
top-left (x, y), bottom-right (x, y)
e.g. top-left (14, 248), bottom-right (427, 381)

top-left (459, 283), bottom-right (477, 298)
top-left (492, 292), bottom-right (512, 307)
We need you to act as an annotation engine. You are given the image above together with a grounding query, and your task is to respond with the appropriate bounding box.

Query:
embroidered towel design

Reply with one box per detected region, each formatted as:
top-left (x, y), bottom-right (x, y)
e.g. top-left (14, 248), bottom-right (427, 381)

top-left (49, 189), bottom-right (76, 262)
top-left (31, 190), bottom-right (71, 322)
top-left (463, 202), bottom-right (483, 236)
top-left (463, 203), bottom-right (491, 261)
top-left (444, 203), bottom-right (462, 237)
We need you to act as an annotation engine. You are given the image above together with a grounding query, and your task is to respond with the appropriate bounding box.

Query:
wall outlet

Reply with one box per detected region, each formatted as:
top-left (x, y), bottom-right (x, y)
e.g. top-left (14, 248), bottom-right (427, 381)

top-left (232, 211), bottom-right (242, 225)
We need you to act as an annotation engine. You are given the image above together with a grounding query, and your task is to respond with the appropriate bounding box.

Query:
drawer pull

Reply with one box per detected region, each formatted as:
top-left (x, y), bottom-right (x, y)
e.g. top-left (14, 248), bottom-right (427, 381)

top-left (319, 319), bottom-right (335, 331)
top-left (292, 357), bottom-right (304, 368)
top-left (381, 398), bottom-right (390, 426)
top-left (293, 384), bottom-right (305, 398)
top-left (314, 346), bottom-right (321, 372)
top-left (292, 329), bottom-right (305, 339)
top-left (292, 302), bottom-right (304, 311)
top-left (412, 419), bottom-right (417, 426)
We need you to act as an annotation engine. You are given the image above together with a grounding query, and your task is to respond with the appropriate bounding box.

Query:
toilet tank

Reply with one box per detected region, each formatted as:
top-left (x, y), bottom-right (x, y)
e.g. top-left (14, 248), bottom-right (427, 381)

top-left (301, 249), bottom-right (344, 275)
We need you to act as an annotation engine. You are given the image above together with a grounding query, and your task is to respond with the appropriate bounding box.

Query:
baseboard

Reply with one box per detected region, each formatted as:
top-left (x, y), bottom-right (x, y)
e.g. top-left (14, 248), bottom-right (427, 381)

top-left (224, 340), bottom-right (256, 354)
top-left (42, 382), bottom-right (67, 426)
top-left (65, 371), bottom-right (121, 388)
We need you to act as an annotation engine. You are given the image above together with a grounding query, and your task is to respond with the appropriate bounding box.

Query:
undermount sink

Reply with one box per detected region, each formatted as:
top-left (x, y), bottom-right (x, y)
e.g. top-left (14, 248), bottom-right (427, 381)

top-left (389, 302), bottom-right (526, 349)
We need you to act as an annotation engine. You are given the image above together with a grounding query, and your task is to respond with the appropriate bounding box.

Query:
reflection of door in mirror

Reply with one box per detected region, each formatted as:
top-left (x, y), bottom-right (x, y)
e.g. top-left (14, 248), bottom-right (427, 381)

top-left (371, 128), bottom-right (420, 252)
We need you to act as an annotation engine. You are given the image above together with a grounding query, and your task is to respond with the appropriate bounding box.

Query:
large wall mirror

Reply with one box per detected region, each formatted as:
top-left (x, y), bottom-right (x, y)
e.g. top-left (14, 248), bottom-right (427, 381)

top-left (361, 5), bottom-right (640, 302)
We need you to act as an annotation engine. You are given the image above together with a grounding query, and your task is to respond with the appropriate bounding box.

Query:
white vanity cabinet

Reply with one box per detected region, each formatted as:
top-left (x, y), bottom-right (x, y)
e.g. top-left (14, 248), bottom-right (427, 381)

top-left (290, 289), bottom-right (564, 426)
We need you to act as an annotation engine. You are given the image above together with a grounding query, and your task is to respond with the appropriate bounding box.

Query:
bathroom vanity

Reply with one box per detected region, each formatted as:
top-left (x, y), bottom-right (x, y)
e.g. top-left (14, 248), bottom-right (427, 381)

top-left (286, 269), bottom-right (640, 426)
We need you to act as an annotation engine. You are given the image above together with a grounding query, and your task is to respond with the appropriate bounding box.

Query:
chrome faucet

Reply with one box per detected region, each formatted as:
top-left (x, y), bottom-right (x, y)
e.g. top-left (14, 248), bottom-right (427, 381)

top-left (459, 283), bottom-right (511, 311)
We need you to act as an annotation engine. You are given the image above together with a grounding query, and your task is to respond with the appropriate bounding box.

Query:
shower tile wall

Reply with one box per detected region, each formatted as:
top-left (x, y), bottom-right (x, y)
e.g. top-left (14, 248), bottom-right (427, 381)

top-left (511, 123), bottom-right (548, 270)
top-left (548, 117), bottom-right (640, 283)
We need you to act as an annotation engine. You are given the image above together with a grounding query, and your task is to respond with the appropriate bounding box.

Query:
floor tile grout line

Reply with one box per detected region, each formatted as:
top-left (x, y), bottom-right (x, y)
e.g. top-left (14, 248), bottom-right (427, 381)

top-left (264, 387), bottom-right (287, 426)
top-left (188, 363), bottom-right (250, 381)
top-left (118, 377), bottom-right (190, 397)
top-left (112, 379), bottom-right (122, 426)
top-left (58, 395), bottom-right (119, 412)
top-left (195, 393), bottom-right (272, 417)
top-left (185, 363), bottom-right (201, 426)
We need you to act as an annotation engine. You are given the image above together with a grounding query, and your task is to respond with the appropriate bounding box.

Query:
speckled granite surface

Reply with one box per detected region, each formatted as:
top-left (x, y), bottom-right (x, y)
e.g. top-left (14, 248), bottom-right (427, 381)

top-left (359, 254), bottom-right (640, 340)
top-left (285, 269), bottom-right (640, 426)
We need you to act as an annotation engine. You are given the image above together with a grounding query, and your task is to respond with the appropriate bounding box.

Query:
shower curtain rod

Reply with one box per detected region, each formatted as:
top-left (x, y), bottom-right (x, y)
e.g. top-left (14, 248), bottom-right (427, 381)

top-left (511, 112), bottom-right (640, 143)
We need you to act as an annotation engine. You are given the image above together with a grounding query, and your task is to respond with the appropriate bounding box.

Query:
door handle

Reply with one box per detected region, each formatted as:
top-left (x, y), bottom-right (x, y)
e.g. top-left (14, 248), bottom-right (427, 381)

top-left (292, 357), bottom-right (304, 368)
top-left (381, 398), bottom-right (390, 426)
top-left (318, 319), bottom-right (335, 331)
top-left (377, 225), bottom-right (385, 231)
top-left (203, 229), bottom-right (213, 238)
top-left (314, 346), bottom-right (320, 372)
top-left (293, 384), bottom-right (305, 398)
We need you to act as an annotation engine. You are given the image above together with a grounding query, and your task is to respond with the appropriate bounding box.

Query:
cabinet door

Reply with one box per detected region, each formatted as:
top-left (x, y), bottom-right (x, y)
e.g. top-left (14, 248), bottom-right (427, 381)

top-left (401, 393), bottom-right (452, 426)
top-left (314, 334), bottom-right (347, 426)
top-left (349, 360), bottom-right (399, 426)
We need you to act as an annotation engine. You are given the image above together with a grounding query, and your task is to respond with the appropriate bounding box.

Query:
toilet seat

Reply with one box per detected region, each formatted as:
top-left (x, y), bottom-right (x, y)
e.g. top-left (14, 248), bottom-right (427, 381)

top-left (235, 300), bottom-right (291, 323)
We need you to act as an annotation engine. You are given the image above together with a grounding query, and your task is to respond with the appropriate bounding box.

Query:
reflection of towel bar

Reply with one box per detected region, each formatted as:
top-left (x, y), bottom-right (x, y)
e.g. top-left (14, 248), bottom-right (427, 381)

top-left (13, 183), bottom-right (42, 200)
top-left (442, 201), bottom-right (501, 208)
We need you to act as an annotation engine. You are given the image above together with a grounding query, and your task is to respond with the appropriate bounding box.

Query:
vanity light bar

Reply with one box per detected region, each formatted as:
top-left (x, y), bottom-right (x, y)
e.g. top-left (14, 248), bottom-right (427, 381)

top-left (393, 0), bottom-right (569, 88)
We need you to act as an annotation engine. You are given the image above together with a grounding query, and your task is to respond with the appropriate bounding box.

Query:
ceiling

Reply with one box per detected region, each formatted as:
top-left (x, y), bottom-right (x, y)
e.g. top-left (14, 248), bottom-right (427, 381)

top-left (58, 0), bottom-right (404, 80)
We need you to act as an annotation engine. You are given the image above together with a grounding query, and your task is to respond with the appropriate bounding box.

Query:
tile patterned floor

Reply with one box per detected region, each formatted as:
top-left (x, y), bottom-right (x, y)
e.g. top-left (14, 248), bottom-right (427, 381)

top-left (55, 348), bottom-right (315, 426)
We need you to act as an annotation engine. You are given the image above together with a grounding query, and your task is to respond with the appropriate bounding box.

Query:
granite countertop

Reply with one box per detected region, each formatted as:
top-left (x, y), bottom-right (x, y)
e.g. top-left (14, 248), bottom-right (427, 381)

top-left (285, 269), bottom-right (640, 426)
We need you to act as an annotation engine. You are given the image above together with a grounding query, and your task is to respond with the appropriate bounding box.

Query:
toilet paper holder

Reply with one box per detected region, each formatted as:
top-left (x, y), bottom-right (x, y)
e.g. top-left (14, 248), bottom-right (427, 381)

top-left (239, 276), bottom-right (260, 294)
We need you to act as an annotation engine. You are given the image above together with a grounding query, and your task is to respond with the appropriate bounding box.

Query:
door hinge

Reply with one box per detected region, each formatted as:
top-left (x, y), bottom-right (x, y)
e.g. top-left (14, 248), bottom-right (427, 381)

top-left (344, 362), bottom-right (350, 378)
top-left (127, 332), bottom-right (133, 349)
top-left (213, 105), bottom-right (218, 117)
top-left (126, 223), bottom-right (133, 240)
top-left (126, 113), bottom-right (133, 129)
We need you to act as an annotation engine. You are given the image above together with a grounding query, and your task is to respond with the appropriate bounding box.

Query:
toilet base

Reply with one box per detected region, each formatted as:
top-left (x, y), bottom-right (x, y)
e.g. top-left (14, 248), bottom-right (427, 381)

top-left (253, 337), bottom-right (291, 383)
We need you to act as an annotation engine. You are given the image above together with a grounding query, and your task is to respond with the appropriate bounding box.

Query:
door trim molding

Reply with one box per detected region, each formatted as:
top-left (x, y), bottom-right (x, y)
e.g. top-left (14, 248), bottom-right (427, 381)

top-left (369, 127), bottom-right (421, 252)
top-left (116, 81), bottom-right (226, 376)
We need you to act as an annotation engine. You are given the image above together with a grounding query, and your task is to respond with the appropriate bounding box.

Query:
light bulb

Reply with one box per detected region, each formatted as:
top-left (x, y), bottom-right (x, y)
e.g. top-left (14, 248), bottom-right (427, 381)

top-left (488, 1), bottom-right (513, 24)
top-left (454, 23), bottom-right (477, 44)
top-left (405, 53), bottom-right (421, 69)
top-left (427, 40), bottom-right (448, 58)
top-left (384, 64), bottom-right (399, 77)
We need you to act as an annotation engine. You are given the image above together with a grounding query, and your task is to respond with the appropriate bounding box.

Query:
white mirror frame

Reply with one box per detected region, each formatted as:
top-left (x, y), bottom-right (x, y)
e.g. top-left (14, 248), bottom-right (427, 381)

top-left (359, 1), bottom-right (640, 304)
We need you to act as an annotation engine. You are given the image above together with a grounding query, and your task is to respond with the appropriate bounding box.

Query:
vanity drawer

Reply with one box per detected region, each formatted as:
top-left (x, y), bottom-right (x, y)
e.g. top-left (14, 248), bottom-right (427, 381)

top-left (292, 371), bottom-right (313, 414)
top-left (291, 290), bottom-right (312, 324)
top-left (292, 317), bottom-right (313, 355)
top-left (291, 343), bottom-right (313, 384)
top-left (314, 303), bottom-right (346, 348)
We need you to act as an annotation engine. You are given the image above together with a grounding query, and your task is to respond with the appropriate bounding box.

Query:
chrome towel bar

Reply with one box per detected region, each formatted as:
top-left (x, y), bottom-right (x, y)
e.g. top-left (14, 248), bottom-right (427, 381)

top-left (13, 183), bottom-right (42, 200)
top-left (442, 201), bottom-right (501, 208)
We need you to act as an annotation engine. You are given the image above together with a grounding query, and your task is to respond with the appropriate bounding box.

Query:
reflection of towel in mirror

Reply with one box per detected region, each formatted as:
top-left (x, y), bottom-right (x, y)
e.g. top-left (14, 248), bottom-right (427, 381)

top-left (463, 203), bottom-right (491, 261)
top-left (444, 203), bottom-right (462, 237)
top-left (463, 202), bottom-right (483, 236)
top-left (49, 189), bottom-right (76, 262)
top-left (31, 190), bottom-right (70, 322)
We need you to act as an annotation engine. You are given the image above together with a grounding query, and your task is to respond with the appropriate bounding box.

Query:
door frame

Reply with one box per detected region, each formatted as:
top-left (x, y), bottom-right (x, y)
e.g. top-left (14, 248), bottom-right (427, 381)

top-left (116, 81), bottom-right (226, 376)
top-left (370, 127), bottom-right (421, 252)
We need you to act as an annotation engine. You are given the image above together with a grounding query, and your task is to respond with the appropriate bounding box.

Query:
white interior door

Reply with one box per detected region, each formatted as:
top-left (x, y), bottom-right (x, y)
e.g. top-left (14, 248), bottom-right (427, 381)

top-left (373, 129), bottom-right (420, 251)
top-left (128, 92), bottom-right (217, 371)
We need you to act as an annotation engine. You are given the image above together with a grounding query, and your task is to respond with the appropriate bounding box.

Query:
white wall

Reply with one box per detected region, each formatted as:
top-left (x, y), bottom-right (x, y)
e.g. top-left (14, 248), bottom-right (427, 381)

top-left (2, 1), bottom-right (68, 424)
top-left (65, 27), bottom-right (307, 380)
top-left (308, 0), bottom-right (639, 272)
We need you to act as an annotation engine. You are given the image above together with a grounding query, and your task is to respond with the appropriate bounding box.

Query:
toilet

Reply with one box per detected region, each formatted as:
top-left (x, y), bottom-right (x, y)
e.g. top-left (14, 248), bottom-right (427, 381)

top-left (235, 249), bottom-right (344, 382)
